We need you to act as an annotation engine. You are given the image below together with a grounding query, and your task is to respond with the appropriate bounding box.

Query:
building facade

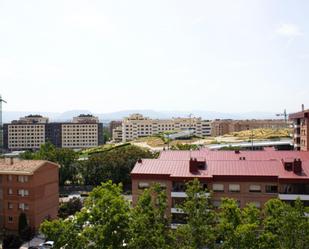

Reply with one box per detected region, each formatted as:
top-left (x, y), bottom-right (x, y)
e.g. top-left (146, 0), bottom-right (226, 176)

top-left (0, 159), bottom-right (59, 231)
top-left (211, 119), bottom-right (288, 137)
top-left (3, 114), bottom-right (103, 151)
top-left (120, 114), bottom-right (211, 142)
top-left (131, 149), bottom-right (309, 225)
top-left (289, 107), bottom-right (309, 151)
top-left (109, 121), bottom-right (122, 135)
top-left (112, 126), bottom-right (123, 142)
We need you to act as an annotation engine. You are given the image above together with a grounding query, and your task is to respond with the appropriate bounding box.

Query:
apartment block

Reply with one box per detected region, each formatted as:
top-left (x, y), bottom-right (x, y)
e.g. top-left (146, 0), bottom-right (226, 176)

top-left (289, 107), bottom-right (309, 151)
top-left (0, 159), bottom-right (59, 231)
top-left (131, 149), bottom-right (309, 225)
top-left (3, 114), bottom-right (103, 151)
top-left (112, 126), bottom-right (123, 142)
top-left (211, 119), bottom-right (288, 137)
top-left (120, 114), bottom-right (211, 142)
top-left (109, 121), bottom-right (122, 135)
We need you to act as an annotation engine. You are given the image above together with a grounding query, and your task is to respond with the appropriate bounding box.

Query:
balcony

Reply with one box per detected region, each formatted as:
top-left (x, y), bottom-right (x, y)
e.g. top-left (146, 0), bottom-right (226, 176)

top-left (171, 208), bottom-right (184, 214)
top-left (278, 194), bottom-right (309, 201)
top-left (280, 184), bottom-right (309, 197)
top-left (171, 192), bottom-right (187, 198)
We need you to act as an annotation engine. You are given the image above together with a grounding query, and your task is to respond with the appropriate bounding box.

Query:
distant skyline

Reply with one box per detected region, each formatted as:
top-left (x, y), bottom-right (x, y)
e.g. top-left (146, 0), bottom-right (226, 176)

top-left (1, 0), bottom-right (309, 114)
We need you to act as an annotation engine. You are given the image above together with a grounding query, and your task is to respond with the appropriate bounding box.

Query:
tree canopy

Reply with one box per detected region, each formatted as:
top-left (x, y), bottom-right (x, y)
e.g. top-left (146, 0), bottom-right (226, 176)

top-left (41, 180), bottom-right (309, 249)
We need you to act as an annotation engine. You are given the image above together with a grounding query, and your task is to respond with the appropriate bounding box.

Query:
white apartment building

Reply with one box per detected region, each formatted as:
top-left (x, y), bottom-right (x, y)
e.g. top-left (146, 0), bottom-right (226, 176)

top-left (121, 114), bottom-right (211, 142)
top-left (7, 124), bottom-right (46, 150)
top-left (4, 114), bottom-right (103, 150)
top-left (61, 123), bottom-right (99, 148)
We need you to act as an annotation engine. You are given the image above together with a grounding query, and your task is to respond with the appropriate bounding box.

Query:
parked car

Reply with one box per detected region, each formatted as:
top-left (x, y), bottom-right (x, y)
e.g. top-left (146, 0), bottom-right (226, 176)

top-left (39, 241), bottom-right (54, 248)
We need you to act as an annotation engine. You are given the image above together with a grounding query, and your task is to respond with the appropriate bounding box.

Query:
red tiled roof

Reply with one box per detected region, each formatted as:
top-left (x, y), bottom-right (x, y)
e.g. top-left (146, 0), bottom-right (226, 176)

top-left (131, 150), bottom-right (309, 180)
top-left (0, 160), bottom-right (59, 175)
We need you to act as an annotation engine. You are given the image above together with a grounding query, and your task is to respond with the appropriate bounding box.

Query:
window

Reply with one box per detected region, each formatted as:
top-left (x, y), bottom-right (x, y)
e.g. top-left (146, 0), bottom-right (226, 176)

top-left (8, 216), bottom-right (13, 223)
top-left (138, 182), bottom-right (150, 189)
top-left (8, 188), bottom-right (13, 195)
top-left (18, 175), bottom-right (28, 183)
top-left (213, 184), bottom-right (224, 192)
top-left (8, 203), bottom-right (13, 209)
top-left (8, 175), bottom-right (13, 182)
top-left (265, 185), bottom-right (278, 193)
top-left (19, 203), bottom-right (29, 210)
top-left (18, 189), bottom-right (29, 197)
top-left (249, 185), bottom-right (261, 193)
top-left (229, 184), bottom-right (240, 192)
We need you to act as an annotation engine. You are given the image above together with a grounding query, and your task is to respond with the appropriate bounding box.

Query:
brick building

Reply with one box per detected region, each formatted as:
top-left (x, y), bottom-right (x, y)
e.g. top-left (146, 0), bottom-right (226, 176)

top-left (0, 159), bottom-right (59, 231)
top-left (289, 107), bottom-right (309, 151)
top-left (131, 149), bottom-right (309, 225)
top-left (211, 119), bottom-right (288, 137)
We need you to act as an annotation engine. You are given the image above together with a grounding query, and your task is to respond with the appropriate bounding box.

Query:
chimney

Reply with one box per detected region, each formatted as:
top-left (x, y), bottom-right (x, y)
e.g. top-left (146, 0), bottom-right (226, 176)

top-left (189, 158), bottom-right (206, 173)
top-left (302, 104), bottom-right (305, 111)
top-left (293, 159), bottom-right (302, 174)
top-left (137, 159), bottom-right (142, 164)
top-left (282, 159), bottom-right (293, 171)
top-left (5, 157), bottom-right (14, 165)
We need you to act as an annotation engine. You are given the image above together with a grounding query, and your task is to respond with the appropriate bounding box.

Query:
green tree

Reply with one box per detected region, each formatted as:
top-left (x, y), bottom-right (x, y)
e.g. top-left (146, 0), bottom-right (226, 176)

top-left (217, 199), bottom-right (260, 249)
top-left (41, 181), bottom-right (130, 249)
top-left (2, 234), bottom-right (23, 249)
top-left (174, 179), bottom-right (216, 249)
top-left (80, 145), bottom-right (155, 187)
top-left (128, 184), bottom-right (172, 249)
top-left (55, 148), bottom-right (79, 185)
top-left (18, 212), bottom-right (28, 236)
top-left (58, 197), bottom-right (83, 219)
top-left (21, 142), bottom-right (79, 185)
top-left (263, 198), bottom-right (309, 249)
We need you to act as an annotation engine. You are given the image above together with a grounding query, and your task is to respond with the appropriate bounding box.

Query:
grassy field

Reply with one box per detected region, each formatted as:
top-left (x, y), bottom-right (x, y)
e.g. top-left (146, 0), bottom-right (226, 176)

top-left (227, 128), bottom-right (292, 140)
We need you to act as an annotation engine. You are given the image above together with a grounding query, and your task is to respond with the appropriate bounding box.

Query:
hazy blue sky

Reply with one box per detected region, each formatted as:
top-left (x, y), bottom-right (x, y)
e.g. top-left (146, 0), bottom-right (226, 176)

top-left (1, 0), bottom-right (308, 114)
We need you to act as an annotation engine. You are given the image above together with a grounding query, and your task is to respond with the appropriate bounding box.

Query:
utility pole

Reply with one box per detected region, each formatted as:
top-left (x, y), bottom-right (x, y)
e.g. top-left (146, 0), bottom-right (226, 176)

top-left (251, 129), bottom-right (254, 151)
top-left (276, 109), bottom-right (288, 128)
top-left (0, 95), bottom-right (7, 153)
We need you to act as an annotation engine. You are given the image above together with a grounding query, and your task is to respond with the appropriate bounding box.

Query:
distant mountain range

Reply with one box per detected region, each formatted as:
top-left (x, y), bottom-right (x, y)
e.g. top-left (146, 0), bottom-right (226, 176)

top-left (2, 109), bottom-right (283, 123)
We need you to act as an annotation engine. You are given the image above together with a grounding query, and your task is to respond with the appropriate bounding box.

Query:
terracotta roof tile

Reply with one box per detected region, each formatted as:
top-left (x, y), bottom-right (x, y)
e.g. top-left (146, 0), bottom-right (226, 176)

top-left (132, 150), bottom-right (309, 180)
top-left (0, 160), bottom-right (58, 175)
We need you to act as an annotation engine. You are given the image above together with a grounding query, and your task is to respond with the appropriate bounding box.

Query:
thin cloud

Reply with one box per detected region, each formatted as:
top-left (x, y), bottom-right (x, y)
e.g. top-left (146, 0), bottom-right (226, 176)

top-left (276, 23), bottom-right (303, 37)
top-left (192, 16), bottom-right (205, 25)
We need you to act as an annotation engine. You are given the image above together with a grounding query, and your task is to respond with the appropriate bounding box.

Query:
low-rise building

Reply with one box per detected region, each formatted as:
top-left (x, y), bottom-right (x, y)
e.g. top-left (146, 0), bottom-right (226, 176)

top-left (3, 114), bottom-right (104, 151)
top-left (121, 114), bottom-right (211, 142)
top-left (131, 149), bottom-right (309, 225)
top-left (0, 159), bottom-right (59, 231)
top-left (211, 119), bottom-right (288, 136)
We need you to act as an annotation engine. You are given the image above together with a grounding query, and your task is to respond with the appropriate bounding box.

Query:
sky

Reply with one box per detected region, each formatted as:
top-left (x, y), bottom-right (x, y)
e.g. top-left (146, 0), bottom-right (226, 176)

top-left (0, 0), bottom-right (309, 114)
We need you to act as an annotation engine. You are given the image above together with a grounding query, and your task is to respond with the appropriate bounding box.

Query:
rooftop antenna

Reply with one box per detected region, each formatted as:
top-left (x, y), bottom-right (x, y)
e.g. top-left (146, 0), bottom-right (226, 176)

top-left (0, 95), bottom-right (7, 153)
top-left (276, 109), bottom-right (288, 127)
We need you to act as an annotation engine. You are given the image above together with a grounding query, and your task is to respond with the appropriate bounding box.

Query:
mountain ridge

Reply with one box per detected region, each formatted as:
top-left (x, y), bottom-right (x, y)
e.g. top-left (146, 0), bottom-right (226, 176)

top-left (2, 109), bottom-right (283, 123)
